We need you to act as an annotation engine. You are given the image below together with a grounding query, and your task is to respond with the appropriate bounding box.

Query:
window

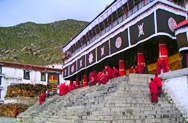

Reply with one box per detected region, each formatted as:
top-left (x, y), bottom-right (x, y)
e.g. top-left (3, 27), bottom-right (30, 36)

top-left (0, 77), bottom-right (1, 85)
top-left (24, 70), bottom-right (30, 80)
top-left (0, 66), bottom-right (2, 74)
top-left (41, 73), bottom-right (46, 81)
top-left (48, 73), bottom-right (59, 84)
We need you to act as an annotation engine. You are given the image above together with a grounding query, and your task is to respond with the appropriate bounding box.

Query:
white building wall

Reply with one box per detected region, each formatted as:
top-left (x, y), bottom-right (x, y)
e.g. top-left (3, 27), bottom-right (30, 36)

top-left (0, 66), bottom-right (63, 102)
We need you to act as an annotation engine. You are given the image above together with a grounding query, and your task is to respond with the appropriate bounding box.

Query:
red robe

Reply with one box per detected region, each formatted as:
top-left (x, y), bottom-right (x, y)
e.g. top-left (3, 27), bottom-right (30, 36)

top-left (67, 85), bottom-right (72, 92)
top-left (129, 68), bottom-right (133, 74)
top-left (149, 81), bottom-right (158, 103)
top-left (39, 95), bottom-right (43, 104)
top-left (113, 68), bottom-right (119, 78)
top-left (59, 84), bottom-right (67, 96)
top-left (15, 108), bottom-right (19, 118)
top-left (42, 93), bottom-right (46, 101)
top-left (89, 72), bottom-right (94, 81)
top-left (103, 68), bottom-right (113, 79)
top-left (161, 59), bottom-right (167, 73)
top-left (97, 72), bottom-right (102, 82)
top-left (156, 60), bottom-right (161, 75)
top-left (99, 75), bottom-right (109, 85)
top-left (137, 63), bottom-right (143, 74)
top-left (154, 76), bottom-right (162, 87)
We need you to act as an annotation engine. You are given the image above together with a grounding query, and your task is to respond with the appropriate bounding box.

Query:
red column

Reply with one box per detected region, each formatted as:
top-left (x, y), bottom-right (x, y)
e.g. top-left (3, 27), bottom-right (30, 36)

top-left (119, 60), bottom-right (125, 76)
top-left (159, 42), bottom-right (169, 71)
top-left (76, 78), bottom-right (79, 89)
top-left (83, 75), bottom-right (88, 87)
top-left (137, 51), bottom-right (145, 65)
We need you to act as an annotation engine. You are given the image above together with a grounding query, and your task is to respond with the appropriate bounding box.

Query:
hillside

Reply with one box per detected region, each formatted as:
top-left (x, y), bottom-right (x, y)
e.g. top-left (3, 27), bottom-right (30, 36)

top-left (0, 19), bottom-right (89, 65)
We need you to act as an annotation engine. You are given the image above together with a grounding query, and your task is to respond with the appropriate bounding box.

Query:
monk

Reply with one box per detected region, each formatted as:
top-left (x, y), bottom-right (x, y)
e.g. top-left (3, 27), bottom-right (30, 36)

top-left (42, 92), bottom-right (46, 102)
top-left (15, 107), bottom-right (19, 118)
top-left (161, 58), bottom-right (167, 73)
top-left (143, 63), bottom-right (148, 74)
top-left (88, 76), bottom-right (95, 86)
top-left (59, 83), bottom-right (67, 96)
top-left (156, 58), bottom-right (161, 75)
top-left (89, 72), bottom-right (94, 81)
top-left (99, 72), bottom-right (109, 85)
top-left (103, 66), bottom-right (113, 79)
top-left (149, 78), bottom-right (158, 103)
top-left (113, 67), bottom-right (119, 78)
top-left (97, 72), bottom-right (102, 83)
top-left (39, 94), bottom-right (43, 104)
top-left (154, 74), bottom-right (162, 97)
top-left (129, 66), bottom-right (134, 74)
top-left (137, 62), bottom-right (143, 74)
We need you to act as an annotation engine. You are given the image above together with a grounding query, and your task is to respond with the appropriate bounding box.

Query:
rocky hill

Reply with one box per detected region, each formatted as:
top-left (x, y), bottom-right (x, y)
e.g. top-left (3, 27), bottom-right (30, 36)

top-left (0, 19), bottom-right (89, 65)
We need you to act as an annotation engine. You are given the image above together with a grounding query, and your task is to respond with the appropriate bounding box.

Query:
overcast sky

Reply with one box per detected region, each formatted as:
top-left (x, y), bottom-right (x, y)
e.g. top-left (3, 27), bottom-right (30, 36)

top-left (0, 0), bottom-right (114, 27)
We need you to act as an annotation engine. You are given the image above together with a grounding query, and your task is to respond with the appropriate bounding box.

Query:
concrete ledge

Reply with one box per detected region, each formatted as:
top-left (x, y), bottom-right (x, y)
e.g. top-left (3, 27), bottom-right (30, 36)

top-left (160, 68), bottom-right (188, 80)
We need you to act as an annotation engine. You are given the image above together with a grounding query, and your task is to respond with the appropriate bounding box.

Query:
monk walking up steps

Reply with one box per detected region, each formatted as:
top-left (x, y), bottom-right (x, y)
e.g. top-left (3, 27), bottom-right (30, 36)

top-left (154, 74), bottom-right (163, 97)
top-left (149, 78), bottom-right (158, 103)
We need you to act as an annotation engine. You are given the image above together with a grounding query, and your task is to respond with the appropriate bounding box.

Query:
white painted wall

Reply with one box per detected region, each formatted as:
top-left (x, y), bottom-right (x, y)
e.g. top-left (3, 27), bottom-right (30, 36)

top-left (164, 76), bottom-right (188, 119)
top-left (0, 66), bottom-right (63, 102)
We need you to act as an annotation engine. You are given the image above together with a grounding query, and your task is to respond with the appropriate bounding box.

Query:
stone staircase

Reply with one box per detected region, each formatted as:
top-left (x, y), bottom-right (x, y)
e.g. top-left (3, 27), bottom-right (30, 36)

top-left (17, 74), bottom-right (184, 123)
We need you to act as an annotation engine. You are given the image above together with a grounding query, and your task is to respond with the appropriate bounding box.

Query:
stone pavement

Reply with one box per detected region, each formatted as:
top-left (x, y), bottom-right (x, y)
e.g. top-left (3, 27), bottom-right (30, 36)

top-left (17, 74), bottom-right (184, 123)
top-left (0, 117), bottom-right (20, 123)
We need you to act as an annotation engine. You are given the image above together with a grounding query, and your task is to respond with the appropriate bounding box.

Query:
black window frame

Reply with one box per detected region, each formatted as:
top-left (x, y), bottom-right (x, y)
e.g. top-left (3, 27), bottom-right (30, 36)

top-left (23, 70), bottom-right (30, 80)
top-left (41, 72), bottom-right (46, 82)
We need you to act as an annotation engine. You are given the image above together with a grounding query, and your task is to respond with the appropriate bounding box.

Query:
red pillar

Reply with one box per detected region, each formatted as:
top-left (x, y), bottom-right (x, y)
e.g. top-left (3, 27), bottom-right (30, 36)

top-left (76, 78), bottom-right (79, 88)
top-left (159, 42), bottom-right (169, 71)
top-left (137, 51), bottom-right (145, 65)
top-left (83, 75), bottom-right (88, 87)
top-left (119, 60), bottom-right (125, 76)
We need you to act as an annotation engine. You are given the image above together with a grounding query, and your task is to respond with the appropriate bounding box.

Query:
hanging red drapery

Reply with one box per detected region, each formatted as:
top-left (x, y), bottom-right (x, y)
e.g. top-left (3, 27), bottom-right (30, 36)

top-left (137, 51), bottom-right (145, 65)
top-left (119, 60), bottom-right (125, 76)
top-left (83, 75), bottom-right (88, 87)
top-left (159, 42), bottom-right (169, 72)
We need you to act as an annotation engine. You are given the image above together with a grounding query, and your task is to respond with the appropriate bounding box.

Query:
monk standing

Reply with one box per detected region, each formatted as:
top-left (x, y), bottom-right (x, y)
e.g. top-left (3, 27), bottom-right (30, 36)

top-left (149, 78), bottom-right (158, 103)
top-left (113, 67), bottom-right (119, 78)
top-left (59, 83), bottom-right (67, 96)
top-left (161, 58), bottom-right (167, 73)
top-left (156, 58), bottom-right (161, 75)
top-left (42, 92), bottom-right (46, 102)
top-left (137, 62), bottom-right (143, 74)
top-left (154, 74), bottom-right (162, 97)
top-left (14, 107), bottom-right (19, 118)
top-left (129, 66), bottom-right (134, 74)
top-left (39, 93), bottom-right (43, 105)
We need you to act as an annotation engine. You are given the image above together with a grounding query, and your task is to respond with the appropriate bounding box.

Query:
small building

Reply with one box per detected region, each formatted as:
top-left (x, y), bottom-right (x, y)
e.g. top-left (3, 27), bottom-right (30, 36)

top-left (0, 61), bottom-right (63, 103)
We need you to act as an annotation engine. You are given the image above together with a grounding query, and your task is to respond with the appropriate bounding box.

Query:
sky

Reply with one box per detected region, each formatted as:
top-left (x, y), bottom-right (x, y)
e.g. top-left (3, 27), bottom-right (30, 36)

top-left (0, 0), bottom-right (114, 27)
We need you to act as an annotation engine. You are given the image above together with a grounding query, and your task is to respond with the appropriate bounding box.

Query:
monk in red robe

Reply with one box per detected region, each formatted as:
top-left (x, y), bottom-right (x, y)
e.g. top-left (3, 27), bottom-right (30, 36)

top-left (97, 72), bottom-right (102, 85)
top-left (89, 72), bottom-right (94, 81)
top-left (103, 66), bottom-right (113, 79)
top-left (99, 72), bottom-right (109, 85)
top-left (42, 93), bottom-right (46, 101)
top-left (161, 58), bottom-right (167, 73)
top-left (88, 76), bottom-right (95, 86)
top-left (154, 74), bottom-right (162, 97)
top-left (39, 94), bottom-right (43, 104)
top-left (15, 107), bottom-right (19, 118)
top-left (129, 66), bottom-right (134, 74)
top-left (137, 62), bottom-right (143, 74)
top-left (59, 83), bottom-right (67, 96)
top-left (113, 67), bottom-right (119, 78)
top-left (149, 78), bottom-right (158, 103)
top-left (67, 84), bottom-right (72, 92)
top-left (156, 58), bottom-right (161, 75)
